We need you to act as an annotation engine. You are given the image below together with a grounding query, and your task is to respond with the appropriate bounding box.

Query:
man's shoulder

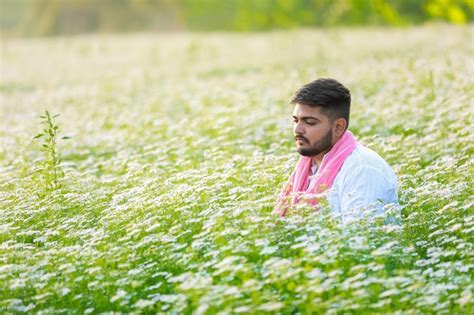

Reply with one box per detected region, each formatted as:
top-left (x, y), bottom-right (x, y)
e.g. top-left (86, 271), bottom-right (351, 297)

top-left (340, 143), bottom-right (397, 183)
top-left (347, 144), bottom-right (390, 167)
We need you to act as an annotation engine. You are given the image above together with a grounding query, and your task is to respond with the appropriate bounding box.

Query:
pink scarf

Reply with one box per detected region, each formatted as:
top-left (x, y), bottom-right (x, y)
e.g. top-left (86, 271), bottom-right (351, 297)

top-left (274, 130), bottom-right (357, 217)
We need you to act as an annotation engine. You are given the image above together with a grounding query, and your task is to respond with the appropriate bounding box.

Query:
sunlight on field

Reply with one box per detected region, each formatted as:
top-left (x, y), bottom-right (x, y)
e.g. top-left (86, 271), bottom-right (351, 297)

top-left (0, 25), bottom-right (473, 313)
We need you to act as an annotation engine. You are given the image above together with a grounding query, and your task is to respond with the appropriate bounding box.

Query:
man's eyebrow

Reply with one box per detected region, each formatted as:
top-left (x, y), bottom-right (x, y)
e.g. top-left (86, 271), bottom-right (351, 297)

top-left (292, 115), bottom-right (320, 121)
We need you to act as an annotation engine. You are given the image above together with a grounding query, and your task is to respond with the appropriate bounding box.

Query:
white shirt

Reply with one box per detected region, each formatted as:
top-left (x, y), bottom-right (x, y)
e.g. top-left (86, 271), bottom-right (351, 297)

top-left (309, 144), bottom-right (399, 223)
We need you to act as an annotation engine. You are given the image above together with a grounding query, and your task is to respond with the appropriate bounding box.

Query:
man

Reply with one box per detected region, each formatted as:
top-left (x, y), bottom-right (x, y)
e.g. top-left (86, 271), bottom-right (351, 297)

top-left (275, 78), bottom-right (398, 222)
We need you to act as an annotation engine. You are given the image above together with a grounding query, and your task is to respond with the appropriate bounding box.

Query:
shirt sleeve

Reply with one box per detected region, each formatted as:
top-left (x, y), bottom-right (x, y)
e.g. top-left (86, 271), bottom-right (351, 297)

top-left (338, 165), bottom-right (398, 222)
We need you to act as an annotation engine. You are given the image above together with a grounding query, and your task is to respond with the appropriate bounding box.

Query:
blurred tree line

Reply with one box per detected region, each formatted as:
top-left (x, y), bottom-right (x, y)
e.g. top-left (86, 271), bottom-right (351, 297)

top-left (1, 0), bottom-right (473, 36)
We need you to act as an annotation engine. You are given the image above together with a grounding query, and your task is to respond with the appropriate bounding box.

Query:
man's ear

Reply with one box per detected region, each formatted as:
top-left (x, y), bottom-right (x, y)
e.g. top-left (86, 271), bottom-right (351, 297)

top-left (333, 118), bottom-right (347, 137)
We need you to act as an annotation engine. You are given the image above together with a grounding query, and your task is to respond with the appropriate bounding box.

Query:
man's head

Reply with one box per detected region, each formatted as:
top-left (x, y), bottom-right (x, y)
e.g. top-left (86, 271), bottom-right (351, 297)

top-left (291, 78), bottom-right (351, 158)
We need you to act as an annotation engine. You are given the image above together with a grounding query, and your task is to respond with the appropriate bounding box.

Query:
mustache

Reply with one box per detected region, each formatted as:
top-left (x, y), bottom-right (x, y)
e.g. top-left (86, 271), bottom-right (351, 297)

top-left (295, 136), bottom-right (308, 142)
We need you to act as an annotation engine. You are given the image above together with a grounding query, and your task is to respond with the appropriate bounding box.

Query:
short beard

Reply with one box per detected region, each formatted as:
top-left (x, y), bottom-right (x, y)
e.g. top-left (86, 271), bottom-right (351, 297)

top-left (297, 128), bottom-right (333, 157)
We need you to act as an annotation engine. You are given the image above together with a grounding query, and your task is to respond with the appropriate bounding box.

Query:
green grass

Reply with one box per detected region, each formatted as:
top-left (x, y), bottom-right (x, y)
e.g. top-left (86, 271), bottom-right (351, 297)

top-left (1, 25), bottom-right (473, 314)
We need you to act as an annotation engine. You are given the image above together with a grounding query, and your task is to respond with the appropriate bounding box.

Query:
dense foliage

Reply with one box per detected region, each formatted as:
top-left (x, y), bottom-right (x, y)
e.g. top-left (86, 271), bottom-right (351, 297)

top-left (1, 0), bottom-right (473, 36)
top-left (1, 25), bottom-right (473, 313)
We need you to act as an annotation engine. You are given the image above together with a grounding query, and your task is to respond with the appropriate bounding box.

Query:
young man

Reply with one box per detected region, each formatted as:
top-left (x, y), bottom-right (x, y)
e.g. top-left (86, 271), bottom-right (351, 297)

top-left (275, 78), bottom-right (398, 222)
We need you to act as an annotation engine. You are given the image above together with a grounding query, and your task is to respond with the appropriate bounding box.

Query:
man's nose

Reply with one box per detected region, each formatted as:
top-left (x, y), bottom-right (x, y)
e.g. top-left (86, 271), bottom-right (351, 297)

top-left (294, 121), bottom-right (304, 135)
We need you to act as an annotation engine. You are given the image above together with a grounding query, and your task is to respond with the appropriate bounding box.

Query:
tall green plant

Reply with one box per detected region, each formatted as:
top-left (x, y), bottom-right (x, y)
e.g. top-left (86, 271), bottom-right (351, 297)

top-left (33, 109), bottom-right (69, 193)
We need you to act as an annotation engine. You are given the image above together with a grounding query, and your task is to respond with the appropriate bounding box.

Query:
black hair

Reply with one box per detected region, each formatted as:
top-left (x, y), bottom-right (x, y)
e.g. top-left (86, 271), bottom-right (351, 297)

top-left (291, 78), bottom-right (351, 129)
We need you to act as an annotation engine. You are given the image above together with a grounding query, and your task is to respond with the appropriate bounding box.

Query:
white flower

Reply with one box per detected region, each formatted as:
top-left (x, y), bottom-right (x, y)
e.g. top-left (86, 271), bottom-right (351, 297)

top-left (133, 299), bottom-right (155, 309)
top-left (261, 245), bottom-right (279, 255)
top-left (110, 289), bottom-right (128, 302)
top-left (258, 302), bottom-right (284, 311)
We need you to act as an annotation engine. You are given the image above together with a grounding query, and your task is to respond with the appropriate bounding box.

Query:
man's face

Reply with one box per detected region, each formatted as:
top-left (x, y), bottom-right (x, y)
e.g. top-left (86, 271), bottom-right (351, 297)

top-left (292, 103), bottom-right (334, 157)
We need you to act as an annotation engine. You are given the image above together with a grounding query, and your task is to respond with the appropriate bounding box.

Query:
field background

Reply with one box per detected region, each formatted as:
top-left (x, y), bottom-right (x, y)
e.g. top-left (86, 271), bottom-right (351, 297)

top-left (1, 1), bottom-right (474, 314)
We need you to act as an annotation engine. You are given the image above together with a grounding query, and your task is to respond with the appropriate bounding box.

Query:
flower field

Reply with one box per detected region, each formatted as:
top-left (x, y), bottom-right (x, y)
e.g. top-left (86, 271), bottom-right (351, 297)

top-left (0, 25), bottom-right (473, 314)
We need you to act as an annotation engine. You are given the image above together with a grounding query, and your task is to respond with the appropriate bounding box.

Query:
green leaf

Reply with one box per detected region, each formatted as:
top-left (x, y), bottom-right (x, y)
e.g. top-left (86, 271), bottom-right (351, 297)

top-left (61, 136), bottom-right (71, 140)
top-left (34, 133), bottom-right (44, 139)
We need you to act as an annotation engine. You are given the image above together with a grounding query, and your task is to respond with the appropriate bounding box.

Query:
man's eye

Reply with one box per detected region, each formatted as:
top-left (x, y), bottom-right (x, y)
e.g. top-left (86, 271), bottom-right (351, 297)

top-left (307, 121), bottom-right (316, 125)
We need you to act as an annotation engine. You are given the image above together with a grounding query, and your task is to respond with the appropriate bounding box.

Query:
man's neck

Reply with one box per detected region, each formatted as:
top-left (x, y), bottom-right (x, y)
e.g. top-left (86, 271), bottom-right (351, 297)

top-left (312, 152), bottom-right (327, 168)
top-left (313, 134), bottom-right (346, 167)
